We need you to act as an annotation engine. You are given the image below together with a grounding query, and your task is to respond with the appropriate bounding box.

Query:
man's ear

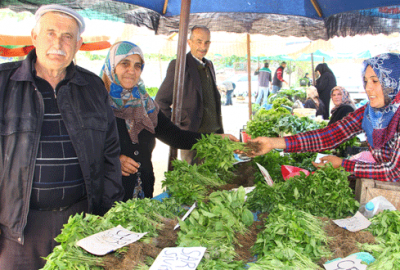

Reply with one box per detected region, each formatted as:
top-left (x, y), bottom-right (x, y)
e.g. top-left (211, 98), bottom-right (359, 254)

top-left (76, 38), bottom-right (83, 53)
top-left (31, 29), bottom-right (37, 47)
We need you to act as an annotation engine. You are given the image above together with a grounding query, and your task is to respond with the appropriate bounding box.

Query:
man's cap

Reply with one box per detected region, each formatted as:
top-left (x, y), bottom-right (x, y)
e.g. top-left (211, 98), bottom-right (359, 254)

top-left (35, 4), bottom-right (85, 35)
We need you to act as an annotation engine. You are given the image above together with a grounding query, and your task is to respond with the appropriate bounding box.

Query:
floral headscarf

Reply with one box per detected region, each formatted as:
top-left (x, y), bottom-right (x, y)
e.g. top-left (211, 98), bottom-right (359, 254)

top-left (330, 86), bottom-right (356, 115)
top-left (361, 53), bottom-right (400, 149)
top-left (100, 41), bottom-right (159, 143)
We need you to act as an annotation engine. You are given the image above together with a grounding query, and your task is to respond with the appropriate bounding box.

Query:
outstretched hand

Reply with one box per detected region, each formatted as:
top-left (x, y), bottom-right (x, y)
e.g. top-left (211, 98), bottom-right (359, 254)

top-left (238, 137), bottom-right (286, 157)
top-left (312, 155), bottom-right (343, 169)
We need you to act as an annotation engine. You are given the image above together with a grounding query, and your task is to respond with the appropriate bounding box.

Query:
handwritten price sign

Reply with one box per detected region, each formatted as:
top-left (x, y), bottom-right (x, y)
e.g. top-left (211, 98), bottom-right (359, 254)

top-left (77, 225), bottom-right (147, 256)
top-left (324, 256), bottom-right (367, 270)
top-left (150, 247), bottom-right (206, 270)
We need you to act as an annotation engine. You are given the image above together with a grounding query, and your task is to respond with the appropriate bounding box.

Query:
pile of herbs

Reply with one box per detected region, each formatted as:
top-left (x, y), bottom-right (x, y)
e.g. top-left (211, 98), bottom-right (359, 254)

top-left (268, 88), bottom-right (306, 103)
top-left (162, 160), bottom-right (225, 205)
top-left (42, 198), bottom-right (184, 270)
top-left (162, 134), bottom-right (248, 205)
top-left (248, 204), bottom-right (331, 269)
top-left (252, 151), bottom-right (317, 183)
top-left (177, 187), bottom-right (253, 269)
top-left (246, 164), bottom-right (360, 219)
top-left (361, 210), bottom-right (400, 269)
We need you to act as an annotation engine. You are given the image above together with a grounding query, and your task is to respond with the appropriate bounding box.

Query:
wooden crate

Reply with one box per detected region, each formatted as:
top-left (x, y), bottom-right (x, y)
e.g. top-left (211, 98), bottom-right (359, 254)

top-left (355, 178), bottom-right (400, 210)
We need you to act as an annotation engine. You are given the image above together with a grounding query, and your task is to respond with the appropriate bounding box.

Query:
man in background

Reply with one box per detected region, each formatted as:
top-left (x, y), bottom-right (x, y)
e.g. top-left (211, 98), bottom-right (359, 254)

top-left (272, 61), bottom-right (288, 93)
top-left (254, 61), bottom-right (272, 106)
top-left (156, 25), bottom-right (223, 164)
top-left (0, 5), bottom-right (124, 269)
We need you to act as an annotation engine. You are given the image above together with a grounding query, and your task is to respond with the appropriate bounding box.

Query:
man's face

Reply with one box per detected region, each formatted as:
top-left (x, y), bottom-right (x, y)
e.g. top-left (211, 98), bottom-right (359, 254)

top-left (31, 12), bottom-right (82, 72)
top-left (187, 28), bottom-right (211, 60)
top-left (282, 63), bottom-right (287, 68)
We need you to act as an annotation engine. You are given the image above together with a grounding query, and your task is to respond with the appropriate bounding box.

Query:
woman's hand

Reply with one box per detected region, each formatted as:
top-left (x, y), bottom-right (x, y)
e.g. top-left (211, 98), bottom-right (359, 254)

top-left (120, 154), bottom-right (140, 176)
top-left (245, 137), bottom-right (286, 157)
top-left (218, 134), bottom-right (239, 142)
top-left (312, 155), bottom-right (343, 169)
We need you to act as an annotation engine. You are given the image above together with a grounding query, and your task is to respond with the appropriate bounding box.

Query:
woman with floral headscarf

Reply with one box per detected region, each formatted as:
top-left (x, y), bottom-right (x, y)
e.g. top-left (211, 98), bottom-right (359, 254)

top-left (244, 53), bottom-right (400, 182)
top-left (328, 86), bottom-right (356, 125)
top-left (101, 41), bottom-right (237, 200)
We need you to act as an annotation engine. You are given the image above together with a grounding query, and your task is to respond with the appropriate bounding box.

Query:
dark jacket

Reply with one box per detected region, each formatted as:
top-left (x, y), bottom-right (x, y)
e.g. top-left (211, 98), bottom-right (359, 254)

top-left (328, 104), bottom-right (355, 125)
top-left (304, 98), bottom-right (326, 119)
top-left (117, 111), bottom-right (201, 200)
top-left (0, 50), bottom-right (124, 244)
top-left (315, 63), bottom-right (337, 120)
top-left (155, 52), bottom-right (223, 133)
top-left (272, 66), bottom-right (285, 88)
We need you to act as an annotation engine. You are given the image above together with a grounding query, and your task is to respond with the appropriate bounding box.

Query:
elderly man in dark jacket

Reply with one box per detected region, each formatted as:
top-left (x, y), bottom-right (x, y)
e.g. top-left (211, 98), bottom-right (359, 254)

top-left (155, 25), bottom-right (223, 164)
top-left (0, 5), bottom-right (124, 270)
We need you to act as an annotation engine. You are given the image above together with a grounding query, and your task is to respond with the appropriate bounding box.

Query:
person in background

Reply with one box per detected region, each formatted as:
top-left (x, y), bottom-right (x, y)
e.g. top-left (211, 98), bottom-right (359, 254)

top-left (304, 86), bottom-right (326, 119)
top-left (221, 80), bottom-right (235, 106)
top-left (156, 25), bottom-right (223, 165)
top-left (299, 72), bottom-right (311, 87)
top-left (254, 62), bottom-right (272, 106)
top-left (246, 53), bottom-right (400, 182)
top-left (101, 41), bottom-right (237, 200)
top-left (328, 86), bottom-right (356, 125)
top-left (315, 63), bottom-right (337, 119)
top-left (0, 5), bottom-right (124, 269)
top-left (271, 61), bottom-right (287, 94)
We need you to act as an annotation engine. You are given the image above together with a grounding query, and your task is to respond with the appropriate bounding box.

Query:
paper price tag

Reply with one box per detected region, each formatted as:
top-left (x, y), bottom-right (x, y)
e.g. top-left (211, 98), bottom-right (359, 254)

top-left (315, 153), bottom-right (329, 163)
top-left (77, 225), bottom-right (147, 256)
top-left (174, 202), bottom-right (197, 230)
top-left (324, 255), bottom-right (367, 270)
top-left (333, 212), bottom-right (371, 232)
top-left (256, 162), bottom-right (274, 186)
top-left (150, 247), bottom-right (206, 270)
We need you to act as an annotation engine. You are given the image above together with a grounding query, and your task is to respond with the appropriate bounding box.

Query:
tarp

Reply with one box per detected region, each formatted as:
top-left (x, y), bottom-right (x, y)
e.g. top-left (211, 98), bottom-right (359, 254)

top-left (2, 1), bottom-right (400, 40)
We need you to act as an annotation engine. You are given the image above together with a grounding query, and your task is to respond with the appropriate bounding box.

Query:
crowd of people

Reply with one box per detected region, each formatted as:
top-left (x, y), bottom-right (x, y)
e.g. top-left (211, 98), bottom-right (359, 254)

top-left (0, 3), bottom-right (398, 270)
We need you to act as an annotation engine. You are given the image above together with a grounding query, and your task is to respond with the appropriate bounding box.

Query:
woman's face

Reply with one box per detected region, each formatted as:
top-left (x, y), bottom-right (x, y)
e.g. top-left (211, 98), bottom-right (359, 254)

top-left (331, 90), bottom-right (343, 107)
top-left (114, 54), bottom-right (142, 89)
top-left (364, 65), bottom-right (385, 108)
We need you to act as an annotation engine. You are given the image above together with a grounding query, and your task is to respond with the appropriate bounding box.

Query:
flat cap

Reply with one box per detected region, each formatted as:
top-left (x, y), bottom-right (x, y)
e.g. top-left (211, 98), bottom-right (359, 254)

top-left (35, 4), bottom-right (85, 35)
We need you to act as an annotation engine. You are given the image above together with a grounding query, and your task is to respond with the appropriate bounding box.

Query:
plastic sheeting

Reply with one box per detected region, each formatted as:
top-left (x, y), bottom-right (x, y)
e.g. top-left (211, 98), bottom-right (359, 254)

top-left (2, 0), bottom-right (400, 40)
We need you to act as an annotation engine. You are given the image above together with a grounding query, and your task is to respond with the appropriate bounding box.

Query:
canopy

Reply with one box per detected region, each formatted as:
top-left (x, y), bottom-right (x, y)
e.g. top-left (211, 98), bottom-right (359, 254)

top-left (2, 1), bottom-right (400, 40)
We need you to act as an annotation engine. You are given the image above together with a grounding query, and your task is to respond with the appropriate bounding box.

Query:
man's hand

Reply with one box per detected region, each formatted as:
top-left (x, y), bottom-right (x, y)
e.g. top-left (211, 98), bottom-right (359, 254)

top-left (120, 154), bottom-right (140, 176)
top-left (312, 155), bottom-right (343, 169)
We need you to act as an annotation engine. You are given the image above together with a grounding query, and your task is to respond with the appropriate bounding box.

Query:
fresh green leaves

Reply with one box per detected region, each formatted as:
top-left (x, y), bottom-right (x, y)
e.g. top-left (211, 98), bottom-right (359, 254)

top-left (247, 164), bottom-right (359, 219)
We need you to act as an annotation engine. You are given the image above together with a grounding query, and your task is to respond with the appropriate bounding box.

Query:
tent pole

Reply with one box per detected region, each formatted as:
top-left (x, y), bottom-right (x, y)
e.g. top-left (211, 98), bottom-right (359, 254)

top-left (168, 0), bottom-right (191, 171)
top-left (247, 33), bottom-right (252, 120)
top-left (311, 53), bottom-right (315, 86)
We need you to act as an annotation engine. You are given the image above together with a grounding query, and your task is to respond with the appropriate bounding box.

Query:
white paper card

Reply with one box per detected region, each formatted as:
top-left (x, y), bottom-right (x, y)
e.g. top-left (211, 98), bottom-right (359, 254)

top-left (256, 162), bottom-right (274, 186)
top-left (174, 202), bottom-right (197, 230)
top-left (76, 225), bottom-right (147, 256)
top-left (357, 133), bottom-right (367, 142)
top-left (315, 153), bottom-right (329, 163)
top-left (150, 247), bottom-right (206, 270)
top-left (332, 211), bottom-right (371, 232)
top-left (324, 255), bottom-right (367, 270)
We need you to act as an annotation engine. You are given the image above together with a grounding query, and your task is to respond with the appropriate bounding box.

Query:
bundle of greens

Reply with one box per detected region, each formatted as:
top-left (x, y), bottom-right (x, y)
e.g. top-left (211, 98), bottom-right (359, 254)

top-left (252, 151), bottom-right (317, 183)
top-left (193, 134), bottom-right (247, 175)
top-left (251, 204), bottom-right (331, 263)
top-left (361, 210), bottom-right (400, 269)
top-left (246, 164), bottom-right (359, 219)
top-left (162, 160), bottom-right (225, 205)
top-left (177, 187), bottom-right (253, 268)
top-left (42, 198), bottom-right (183, 270)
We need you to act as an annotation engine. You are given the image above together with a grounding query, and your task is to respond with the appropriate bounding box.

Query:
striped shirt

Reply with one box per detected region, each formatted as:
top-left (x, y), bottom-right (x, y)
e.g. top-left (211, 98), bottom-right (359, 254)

top-left (30, 70), bottom-right (86, 210)
top-left (285, 105), bottom-right (400, 182)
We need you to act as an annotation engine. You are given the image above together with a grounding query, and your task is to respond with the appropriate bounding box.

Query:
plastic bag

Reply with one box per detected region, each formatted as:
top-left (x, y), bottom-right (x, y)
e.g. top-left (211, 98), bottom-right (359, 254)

top-left (281, 165), bottom-right (310, 181)
top-left (358, 195), bottom-right (397, 217)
